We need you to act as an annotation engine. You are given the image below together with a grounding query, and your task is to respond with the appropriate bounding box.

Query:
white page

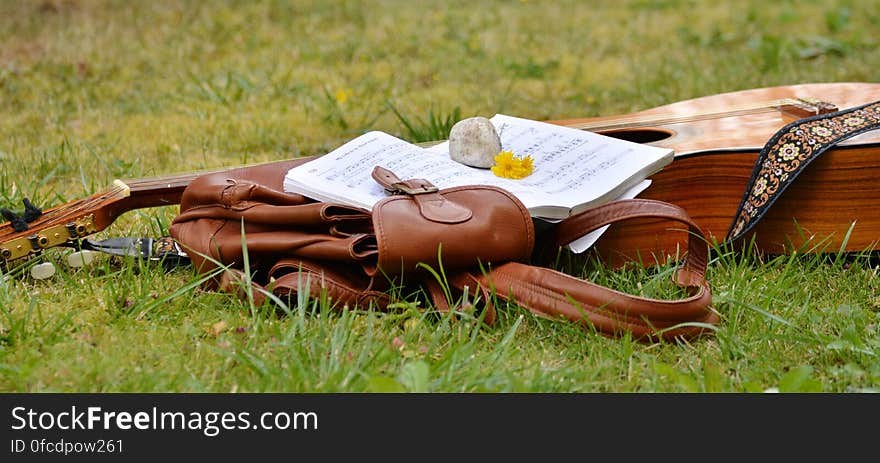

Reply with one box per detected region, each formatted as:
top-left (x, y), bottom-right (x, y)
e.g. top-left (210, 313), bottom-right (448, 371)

top-left (284, 131), bottom-right (559, 210)
top-left (285, 115), bottom-right (672, 217)
top-left (283, 131), bottom-right (420, 209)
top-left (425, 114), bottom-right (672, 212)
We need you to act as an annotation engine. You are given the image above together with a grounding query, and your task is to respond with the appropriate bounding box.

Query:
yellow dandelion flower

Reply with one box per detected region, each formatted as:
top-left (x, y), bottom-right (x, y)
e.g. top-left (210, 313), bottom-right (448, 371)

top-left (491, 150), bottom-right (534, 179)
top-left (334, 88), bottom-right (350, 104)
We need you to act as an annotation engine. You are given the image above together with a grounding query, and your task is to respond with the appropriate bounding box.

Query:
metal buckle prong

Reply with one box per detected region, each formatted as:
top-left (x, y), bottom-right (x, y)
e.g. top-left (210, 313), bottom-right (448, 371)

top-left (388, 182), bottom-right (439, 195)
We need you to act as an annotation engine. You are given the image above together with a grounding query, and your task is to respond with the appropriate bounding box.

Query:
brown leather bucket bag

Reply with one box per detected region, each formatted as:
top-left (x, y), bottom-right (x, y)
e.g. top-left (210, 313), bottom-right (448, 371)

top-left (169, 157), bottom-right (718, 341)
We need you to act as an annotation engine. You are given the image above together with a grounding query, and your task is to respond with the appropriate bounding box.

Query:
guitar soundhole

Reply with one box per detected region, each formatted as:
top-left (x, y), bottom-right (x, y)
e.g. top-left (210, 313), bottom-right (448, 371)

top-left (597, 128), bottom-right (673, 144)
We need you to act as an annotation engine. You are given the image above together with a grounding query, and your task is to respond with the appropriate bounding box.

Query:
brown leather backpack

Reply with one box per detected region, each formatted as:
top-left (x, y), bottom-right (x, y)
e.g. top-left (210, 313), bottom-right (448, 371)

top-left (169, 157), bottom-right (718, 341)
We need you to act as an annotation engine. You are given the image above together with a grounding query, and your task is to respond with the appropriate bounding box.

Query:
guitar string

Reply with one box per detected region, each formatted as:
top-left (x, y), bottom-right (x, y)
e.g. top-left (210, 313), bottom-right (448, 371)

top-left (567, 106), bottom-right (780, 131)
top-left (561, 98), bottom-right (818, 132)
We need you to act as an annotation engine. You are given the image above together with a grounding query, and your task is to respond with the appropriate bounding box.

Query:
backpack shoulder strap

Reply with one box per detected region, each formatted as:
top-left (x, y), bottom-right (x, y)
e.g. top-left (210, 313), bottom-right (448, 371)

top-left (456, 199), bottom-right (718, 341)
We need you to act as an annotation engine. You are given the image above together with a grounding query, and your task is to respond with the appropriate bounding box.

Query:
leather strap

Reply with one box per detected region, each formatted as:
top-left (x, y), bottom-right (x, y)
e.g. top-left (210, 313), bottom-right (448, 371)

top-left (551, 199), bottom-right (708, 286)
top-left (371, 166), bottom-right (472, 223)
top-left (423, 275), bottom-right (497, 325)
top-left (217, 257), bottom-right (393, 309)
top-left (727, 99), bottom-right (880, 243)
top-left (452, 199), bottom-right (718, 341)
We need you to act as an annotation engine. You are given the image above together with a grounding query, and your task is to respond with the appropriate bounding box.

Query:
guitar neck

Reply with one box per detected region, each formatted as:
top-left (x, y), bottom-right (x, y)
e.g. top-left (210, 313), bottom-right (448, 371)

top-left (118, 171), bottom-right (204, 209)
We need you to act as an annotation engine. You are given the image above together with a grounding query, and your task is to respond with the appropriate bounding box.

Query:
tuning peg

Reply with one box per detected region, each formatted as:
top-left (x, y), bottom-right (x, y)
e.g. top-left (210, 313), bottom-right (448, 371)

top-left (67, 250), bottom-right (97, 268)
top-left (30, 261), bottom-right (56, 280)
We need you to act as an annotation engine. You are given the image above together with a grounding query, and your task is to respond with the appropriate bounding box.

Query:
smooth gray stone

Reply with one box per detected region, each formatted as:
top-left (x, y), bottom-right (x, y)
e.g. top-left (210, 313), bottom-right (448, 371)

top-left (448, 116), bottom-right (501, 168)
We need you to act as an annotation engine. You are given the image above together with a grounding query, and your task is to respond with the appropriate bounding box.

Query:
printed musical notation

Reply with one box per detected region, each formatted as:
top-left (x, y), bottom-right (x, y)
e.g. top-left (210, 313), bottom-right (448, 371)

top-left (284, 113), bottom-right (673, 220)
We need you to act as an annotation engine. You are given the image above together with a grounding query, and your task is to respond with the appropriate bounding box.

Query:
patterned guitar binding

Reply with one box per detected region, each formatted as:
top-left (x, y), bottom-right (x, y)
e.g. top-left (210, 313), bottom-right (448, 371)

top-left (726, 99), bottom-right (880, 244)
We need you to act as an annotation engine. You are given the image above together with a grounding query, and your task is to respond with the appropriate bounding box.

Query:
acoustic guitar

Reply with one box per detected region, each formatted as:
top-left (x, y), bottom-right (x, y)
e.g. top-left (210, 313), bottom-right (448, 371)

top-left (547, 82), bottom-right (880, 264)
top-left (2, 82), bottom-right (879, 269)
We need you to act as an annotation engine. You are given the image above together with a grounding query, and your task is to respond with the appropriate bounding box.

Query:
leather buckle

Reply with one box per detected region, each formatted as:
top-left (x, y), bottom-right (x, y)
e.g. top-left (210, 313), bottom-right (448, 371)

top-left (388, 181), bottom-right (439, 196)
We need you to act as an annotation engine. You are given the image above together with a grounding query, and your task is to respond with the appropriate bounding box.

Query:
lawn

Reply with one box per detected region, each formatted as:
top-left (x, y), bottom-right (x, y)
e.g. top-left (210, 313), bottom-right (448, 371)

top-left (1, 0), bottom-right (879, 392)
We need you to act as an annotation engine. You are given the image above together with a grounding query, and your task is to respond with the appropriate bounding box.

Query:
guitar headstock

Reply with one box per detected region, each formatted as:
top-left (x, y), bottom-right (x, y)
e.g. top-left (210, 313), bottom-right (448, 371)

top-left (0, 181), bottom-right (131, 270)
top-left (0, 213), bottom-right (99, 263)
top-left (1, 171), bottom-right (199, 274)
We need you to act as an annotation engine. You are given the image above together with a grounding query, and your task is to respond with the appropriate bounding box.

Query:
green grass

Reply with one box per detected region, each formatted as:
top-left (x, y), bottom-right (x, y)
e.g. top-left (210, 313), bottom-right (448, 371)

top-left (2, 0), bottom-right (880, 392)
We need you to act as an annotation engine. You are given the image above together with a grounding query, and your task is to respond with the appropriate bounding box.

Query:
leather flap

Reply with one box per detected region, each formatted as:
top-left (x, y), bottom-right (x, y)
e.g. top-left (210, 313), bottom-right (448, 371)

top-left (371, 185), bottom-right (534, 277)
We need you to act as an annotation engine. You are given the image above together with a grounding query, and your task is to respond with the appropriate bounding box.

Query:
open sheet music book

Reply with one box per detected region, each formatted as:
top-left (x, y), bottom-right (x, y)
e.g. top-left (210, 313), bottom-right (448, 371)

top-left (284, 114), bottom-right (673, 220)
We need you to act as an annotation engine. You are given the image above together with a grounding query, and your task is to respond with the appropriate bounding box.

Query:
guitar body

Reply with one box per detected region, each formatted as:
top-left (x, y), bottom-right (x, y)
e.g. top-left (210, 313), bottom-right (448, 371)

top-left (548, 82), bottom-right (880, 264)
